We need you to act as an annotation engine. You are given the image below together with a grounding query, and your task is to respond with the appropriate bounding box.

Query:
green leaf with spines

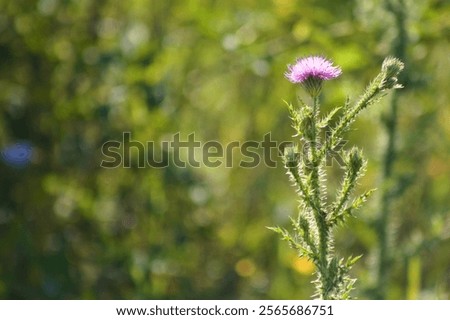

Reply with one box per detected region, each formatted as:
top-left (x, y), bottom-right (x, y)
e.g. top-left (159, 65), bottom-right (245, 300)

top-left (318, 106), bottom-right (342, 129)
top-left (341, 189), bottom-right (376, 218)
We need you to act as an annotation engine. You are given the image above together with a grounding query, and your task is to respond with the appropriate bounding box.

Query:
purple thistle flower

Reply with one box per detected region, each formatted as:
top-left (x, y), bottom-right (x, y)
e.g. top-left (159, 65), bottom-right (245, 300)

top-left (285, 56), bottom-right (342, 97)
top-left (286, 56), bottom-right (342, 83)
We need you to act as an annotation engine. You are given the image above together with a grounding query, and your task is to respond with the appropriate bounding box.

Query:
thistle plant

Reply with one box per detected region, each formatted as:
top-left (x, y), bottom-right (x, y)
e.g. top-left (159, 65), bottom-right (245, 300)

top-left (271, 56), bottom-right (404, 299)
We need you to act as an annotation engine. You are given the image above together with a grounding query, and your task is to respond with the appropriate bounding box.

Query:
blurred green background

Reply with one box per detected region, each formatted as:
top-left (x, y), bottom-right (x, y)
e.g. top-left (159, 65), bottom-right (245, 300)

top-left (0, 0), bottom-right (448, 299)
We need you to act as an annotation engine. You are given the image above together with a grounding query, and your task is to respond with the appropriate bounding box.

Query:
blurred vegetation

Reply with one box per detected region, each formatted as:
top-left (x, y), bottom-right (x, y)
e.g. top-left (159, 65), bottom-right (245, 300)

top-left (0, 0), bottom-right (448, 299)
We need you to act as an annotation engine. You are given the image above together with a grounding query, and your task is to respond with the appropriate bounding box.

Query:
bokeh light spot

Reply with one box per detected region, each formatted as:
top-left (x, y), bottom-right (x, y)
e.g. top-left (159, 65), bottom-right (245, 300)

top-left (235, 258), bottom-right (256, 277)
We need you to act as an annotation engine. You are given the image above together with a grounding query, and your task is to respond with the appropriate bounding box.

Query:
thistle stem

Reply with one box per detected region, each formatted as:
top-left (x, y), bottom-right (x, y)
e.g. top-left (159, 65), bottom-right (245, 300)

top-left (319, 84), bottom-right (381, 162)
top-left (311, 95), bottom-right (331, 299)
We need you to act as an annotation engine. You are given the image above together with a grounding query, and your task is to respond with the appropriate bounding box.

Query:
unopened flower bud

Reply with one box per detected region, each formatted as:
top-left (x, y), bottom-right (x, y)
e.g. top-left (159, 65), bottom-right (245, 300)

top-left (382, 57), bottom-right (404, 79)
top-left (347, 147), bottom-right (364, 173)
top-left (284, 145), bottom-right (299, 168)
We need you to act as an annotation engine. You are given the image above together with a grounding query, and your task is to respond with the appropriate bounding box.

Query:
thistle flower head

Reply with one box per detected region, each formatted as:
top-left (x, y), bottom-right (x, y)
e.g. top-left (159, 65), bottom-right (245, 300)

top-left (285, 56), bottom-right (342, 97)
top-left (286, 56), bottom-right (342, 83)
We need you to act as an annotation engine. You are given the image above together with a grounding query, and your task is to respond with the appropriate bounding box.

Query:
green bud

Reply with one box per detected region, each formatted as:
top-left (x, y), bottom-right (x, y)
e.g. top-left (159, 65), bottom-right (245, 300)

top-left (284, 144), bottom-right (299, 168)
top-left (381, 57), bottom-right (404, 90)
top-left (347, 147), bottom-right (364, 173)
top-left (382, 57), bottom-right (404, 78)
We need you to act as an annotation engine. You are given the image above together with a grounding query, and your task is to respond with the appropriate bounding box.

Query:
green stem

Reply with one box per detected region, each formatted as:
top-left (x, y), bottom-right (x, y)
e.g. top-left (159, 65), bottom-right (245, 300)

top-left (287, 165), bottom-right (316, 214)
top-left (311, 96), bottom-right (330, 299)
top-left (332, 171), bottom-right (356, 220)
top-left (317, 84), bottom-right (381, 163)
